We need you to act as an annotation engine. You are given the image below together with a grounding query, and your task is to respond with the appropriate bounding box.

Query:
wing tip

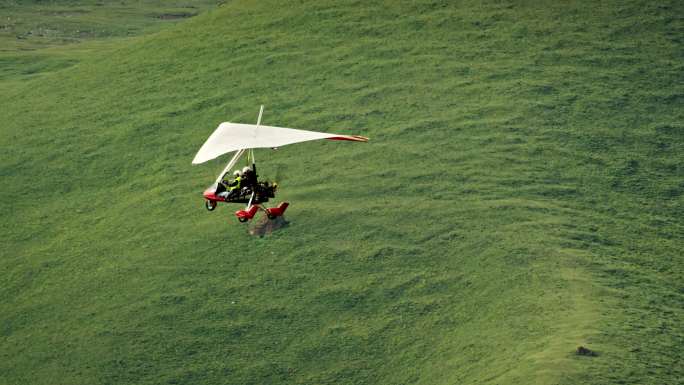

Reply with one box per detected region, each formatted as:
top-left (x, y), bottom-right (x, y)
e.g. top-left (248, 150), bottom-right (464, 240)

top-left (327, 135), bottom-right (370, 142)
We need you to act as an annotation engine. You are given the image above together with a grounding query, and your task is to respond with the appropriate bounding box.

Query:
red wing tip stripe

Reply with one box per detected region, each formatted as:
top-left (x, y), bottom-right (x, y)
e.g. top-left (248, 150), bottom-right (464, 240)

top-left (327, 135), bottom-right (369, 142)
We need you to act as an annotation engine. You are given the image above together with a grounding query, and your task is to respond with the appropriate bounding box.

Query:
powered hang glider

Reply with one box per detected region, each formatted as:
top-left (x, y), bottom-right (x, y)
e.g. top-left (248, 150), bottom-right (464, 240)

top-left (192, 106), bottom-right (368, 222)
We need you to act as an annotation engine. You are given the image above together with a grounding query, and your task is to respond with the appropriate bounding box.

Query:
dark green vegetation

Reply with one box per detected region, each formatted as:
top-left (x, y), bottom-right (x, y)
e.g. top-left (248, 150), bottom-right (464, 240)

top-left (1, 1), bottom-right (682, 384)
top-left (0, 0), bottom-right (217, 81)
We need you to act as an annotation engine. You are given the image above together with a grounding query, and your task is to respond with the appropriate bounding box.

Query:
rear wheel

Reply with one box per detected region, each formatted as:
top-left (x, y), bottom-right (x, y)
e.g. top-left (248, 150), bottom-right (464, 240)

top-left (205, 200), bottom-right (217, 211)
top-left (267, 213), bottom-right (276, 220)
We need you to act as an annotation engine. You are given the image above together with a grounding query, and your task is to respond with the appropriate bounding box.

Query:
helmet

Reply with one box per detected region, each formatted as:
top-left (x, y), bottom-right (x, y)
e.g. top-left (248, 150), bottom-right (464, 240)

top-left (233, 170), bottom-right (241, 176)
top-left (242, 166), bottom-right (251, 174)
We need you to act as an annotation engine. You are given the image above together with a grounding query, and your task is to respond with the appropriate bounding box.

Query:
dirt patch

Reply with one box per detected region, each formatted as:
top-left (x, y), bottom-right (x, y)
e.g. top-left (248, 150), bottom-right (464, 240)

top-left (249, 216), bottom-right (289, 237)
top-left (155, 12), bottom-right (196, 20)
top-left (576, 346), bottom-right (598, 357)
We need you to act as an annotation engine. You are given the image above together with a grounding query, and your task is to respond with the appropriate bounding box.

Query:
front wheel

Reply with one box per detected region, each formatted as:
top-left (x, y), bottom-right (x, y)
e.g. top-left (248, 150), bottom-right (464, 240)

top-left (238, 217), bottom-right (248, 223)
top-left (205, 200), bottom-right (217, 211)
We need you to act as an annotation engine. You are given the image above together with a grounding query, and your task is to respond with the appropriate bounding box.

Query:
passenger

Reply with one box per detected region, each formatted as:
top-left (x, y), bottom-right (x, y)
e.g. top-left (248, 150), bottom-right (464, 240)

top-left (242, 166), bottom-right (255, 189)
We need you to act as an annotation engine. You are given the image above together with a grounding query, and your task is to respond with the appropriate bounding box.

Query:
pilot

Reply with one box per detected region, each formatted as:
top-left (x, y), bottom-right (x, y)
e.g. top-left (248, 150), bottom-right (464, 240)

top-left (220, 170), bottom-right (242, 198)
top-left (229, 170), bottom-right (242, 190)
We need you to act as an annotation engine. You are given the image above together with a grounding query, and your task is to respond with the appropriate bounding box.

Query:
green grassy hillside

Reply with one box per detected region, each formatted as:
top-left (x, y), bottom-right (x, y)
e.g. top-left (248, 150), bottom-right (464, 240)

top-left (0, 0), bottom-right (217, 81)
top-left (1, 1), bottom-right (682, 384)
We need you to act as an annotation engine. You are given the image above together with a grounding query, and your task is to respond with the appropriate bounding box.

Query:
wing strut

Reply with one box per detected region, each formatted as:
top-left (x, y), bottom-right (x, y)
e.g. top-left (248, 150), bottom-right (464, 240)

top-left (213, 105), bottom-right (263, 184)
top-left (246, 190), bottom-right (256, 209)
top-left (251, 105), bottom-right (263, 175)
top-left (214, 149), bottom-right (246, 184)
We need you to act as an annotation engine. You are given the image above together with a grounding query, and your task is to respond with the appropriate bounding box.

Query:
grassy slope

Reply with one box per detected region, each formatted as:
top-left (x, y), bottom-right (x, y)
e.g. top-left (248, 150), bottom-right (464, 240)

top-left (0, 0), bottom-right (217, 81)
top-left (1, 1), bottom-right (682, 384)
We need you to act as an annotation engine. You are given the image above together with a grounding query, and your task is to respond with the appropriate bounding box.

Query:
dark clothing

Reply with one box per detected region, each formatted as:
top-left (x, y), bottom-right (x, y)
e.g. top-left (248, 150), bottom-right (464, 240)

top-left (242, 170), bottom-right (257, 188)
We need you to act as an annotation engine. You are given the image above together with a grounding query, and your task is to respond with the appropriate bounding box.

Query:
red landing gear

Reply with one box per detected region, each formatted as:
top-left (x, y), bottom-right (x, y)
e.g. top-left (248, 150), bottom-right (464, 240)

top-left (235, 202), bottom-right (289, 223)
top-left (235, 205), bottom-right (259, 223)
top-left (265, 202), bottom-right (289, 219)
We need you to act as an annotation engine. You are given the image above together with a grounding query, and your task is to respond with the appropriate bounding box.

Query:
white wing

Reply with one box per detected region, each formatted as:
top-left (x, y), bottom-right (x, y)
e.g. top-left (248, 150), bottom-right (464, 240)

top-left (192, 122), bottom-right (368, 164)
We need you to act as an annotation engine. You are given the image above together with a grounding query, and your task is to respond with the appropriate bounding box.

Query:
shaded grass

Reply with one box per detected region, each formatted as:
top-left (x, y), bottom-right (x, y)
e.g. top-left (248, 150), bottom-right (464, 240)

top-left (0, 0), bottom-right (218, 80)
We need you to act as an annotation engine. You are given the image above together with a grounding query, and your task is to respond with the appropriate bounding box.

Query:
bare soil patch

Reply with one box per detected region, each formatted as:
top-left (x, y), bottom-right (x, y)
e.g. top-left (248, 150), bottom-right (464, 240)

top-left (249, 216), bottom-right (289, 237)
top-left (155, 12), bottom-right (196, 20)
top-left (576, 346), bottom-right (598, 357)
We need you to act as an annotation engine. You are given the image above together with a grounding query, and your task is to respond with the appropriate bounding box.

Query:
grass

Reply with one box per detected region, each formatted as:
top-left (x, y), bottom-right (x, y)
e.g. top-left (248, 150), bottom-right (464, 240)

top-left (0, 0), bottom-right (218, 81)
top-left (1, 0), bottom-right (682, 384)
